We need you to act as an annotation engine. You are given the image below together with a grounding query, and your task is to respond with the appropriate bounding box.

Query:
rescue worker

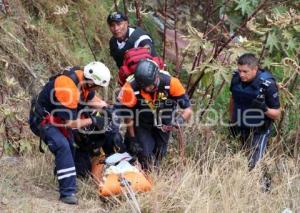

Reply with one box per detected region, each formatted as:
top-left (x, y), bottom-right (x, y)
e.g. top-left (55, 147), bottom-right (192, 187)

top-left (29, 62), bottom-right (112, 205)
top-left (107, 11), bottom-right (157, 68)
top-left (117, 59), bottom-right (192, 170)
top-left (73, 106), bottom-right (125, 178)
top-left (229, 53), bottom-right (281, 170)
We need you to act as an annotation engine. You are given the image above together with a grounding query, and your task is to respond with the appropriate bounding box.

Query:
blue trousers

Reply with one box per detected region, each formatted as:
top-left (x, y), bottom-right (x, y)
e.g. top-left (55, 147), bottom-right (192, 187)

top-left (30, 114), bottom-right (77, 198)
top-left (239, 128), bottom-right (271, 169)
top-left (135, 126), bottom-right (170, 170)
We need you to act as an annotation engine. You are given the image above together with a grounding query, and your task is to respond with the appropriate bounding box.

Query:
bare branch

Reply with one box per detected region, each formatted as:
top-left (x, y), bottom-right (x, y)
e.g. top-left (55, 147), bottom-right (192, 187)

top-left (215, 0), bottom-right (269, 57)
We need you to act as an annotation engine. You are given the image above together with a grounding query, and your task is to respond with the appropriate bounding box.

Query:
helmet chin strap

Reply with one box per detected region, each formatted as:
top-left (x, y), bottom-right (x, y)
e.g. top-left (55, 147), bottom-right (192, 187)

top-left (153, 77), bottom-right (160, 91)
top-left (142, 77), bottom-right (160, 93)
top-left (83, 77), bottom-right (99, 89)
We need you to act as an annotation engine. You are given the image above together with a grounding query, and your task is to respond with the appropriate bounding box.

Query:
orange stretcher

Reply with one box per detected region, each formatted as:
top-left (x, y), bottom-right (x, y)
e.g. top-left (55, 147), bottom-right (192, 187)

top-left (91, 153), bottom-right (152, 197)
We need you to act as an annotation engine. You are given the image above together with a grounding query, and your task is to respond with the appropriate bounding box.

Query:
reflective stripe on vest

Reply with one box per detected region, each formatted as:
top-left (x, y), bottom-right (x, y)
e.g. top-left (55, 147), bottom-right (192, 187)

top-left (110, 27), bottom-right (152, 68)
top-left (130, 72), bottom-right (174, 126)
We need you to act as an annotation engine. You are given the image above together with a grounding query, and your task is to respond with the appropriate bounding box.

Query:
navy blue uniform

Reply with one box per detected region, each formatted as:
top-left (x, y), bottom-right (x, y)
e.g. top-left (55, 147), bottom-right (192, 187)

top-left (117, 72), bottom-right (190, 169)
top-left (230, 69), bottom-right (280, 169)
top-left (29, 69), bottom-right (95, 198)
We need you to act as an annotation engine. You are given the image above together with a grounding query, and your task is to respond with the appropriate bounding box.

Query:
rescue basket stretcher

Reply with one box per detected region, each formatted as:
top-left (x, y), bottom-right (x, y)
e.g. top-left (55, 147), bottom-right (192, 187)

top-left (91, 152), bottom-right (152, 197)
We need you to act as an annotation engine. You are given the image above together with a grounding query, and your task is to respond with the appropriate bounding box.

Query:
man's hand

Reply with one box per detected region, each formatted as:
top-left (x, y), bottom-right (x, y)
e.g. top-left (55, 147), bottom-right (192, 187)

top-left (90, 115), bottom-right (105, 130)
top-left (128, 137), bottom-right (143, 155)
top-left (97, 99), bottom-right (108, 109)
top-left (251, 98), bottom-right (268, 112)
top-left (173, 115), bottom-right (185, 128)
top-left (87, 96), bottom-right (108, 109)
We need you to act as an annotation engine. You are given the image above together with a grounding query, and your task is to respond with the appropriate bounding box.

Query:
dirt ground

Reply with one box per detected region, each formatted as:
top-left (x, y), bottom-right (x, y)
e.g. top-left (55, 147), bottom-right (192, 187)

top-left (0, 155), bottom-right (109, 213)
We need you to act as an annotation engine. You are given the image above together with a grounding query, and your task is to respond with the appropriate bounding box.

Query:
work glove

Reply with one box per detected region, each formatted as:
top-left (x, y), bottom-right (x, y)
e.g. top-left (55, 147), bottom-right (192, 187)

top-left (103, 107), bottom-right (121, 134)
top-left (90, 115), bottom-right (105, 130)
top-left (102, 106), bottom-right (114, 119)
top-left (251, 98), bottom-right (268, 112)
top-left (173, 115), bottom-right (185, 128)
top-left (128, 137), bottom-right (143, 155)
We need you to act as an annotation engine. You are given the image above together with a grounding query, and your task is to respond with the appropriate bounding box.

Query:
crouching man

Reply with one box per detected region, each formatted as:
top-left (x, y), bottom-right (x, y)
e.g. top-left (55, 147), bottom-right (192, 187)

top-left (29, 62), bottom-right (112, 204)
top-left (116, 59), bottom-right (192, 171)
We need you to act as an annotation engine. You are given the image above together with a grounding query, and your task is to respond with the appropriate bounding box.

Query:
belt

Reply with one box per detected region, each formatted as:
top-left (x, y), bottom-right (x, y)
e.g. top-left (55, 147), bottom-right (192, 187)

top-left (40, 114), bottom-right (69, 137)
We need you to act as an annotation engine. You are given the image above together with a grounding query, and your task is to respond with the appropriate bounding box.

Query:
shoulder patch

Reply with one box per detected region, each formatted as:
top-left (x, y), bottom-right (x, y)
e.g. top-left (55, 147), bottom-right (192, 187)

top-left (126, 74), bottom-right (135, 83)
top-left (273, 92), bottom-right (278, 98)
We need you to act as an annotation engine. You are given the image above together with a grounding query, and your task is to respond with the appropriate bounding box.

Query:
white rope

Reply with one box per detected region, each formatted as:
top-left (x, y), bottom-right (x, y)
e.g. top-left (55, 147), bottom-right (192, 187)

top-left (119, 174), bottom-right (141, 213)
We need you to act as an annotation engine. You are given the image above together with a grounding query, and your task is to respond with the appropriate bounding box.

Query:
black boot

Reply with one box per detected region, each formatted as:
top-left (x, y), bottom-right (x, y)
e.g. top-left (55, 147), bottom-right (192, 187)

top-left (59, 194), bottom-right (78, 205)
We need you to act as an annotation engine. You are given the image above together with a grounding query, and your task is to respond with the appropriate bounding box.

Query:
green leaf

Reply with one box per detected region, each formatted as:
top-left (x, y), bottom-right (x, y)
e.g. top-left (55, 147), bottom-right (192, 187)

top-left (287, 39), bottom-right (297, 52)
top-left (220, 69), bottom-right (232, 83)
top-left (272, 6), bottom-right (288, 15)
top-left (282, 30), bottom-right (293, 40)
top-left (234, 0), bottom-right (252, 16)
top-left (293, 25), bottom-right (300, 32)
top-left (20, 141), bottom-right (32, 153)
top-left (250, 0), bottom-right (259, 6)
top-left (201, 72), bottom-right (213, 88)
top-left (213, 71), bottom-right (223, 86)
top-left (262, 57), bottom-right (273, 69)
top-left (266, 32), bottom-right (280, 52)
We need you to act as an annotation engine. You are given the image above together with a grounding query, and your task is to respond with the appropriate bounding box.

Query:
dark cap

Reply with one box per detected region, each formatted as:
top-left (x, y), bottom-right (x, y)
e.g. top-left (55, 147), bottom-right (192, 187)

top-left (107, 11), bottom-right (128, 24)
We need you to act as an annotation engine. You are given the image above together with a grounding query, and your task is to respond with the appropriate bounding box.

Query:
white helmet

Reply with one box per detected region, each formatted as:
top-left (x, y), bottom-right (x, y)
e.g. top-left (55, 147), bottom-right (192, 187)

top-left (83, 61), bottom-right (111, 87)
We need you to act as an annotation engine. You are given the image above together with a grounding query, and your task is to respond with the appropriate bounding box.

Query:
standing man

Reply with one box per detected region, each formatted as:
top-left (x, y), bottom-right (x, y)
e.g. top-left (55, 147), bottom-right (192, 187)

top-left (229, 53), bottom-right (281, 170)
top-left (29, 62), bottom-right (112, 205)
top-left (117, 59), bottom-right (192, 170)
top-left (107, 11), bottom-right (157, 68)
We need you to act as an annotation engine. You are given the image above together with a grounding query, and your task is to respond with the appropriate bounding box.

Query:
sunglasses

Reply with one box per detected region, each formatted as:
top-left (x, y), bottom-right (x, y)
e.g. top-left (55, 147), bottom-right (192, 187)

top-left (110, 13), bottom-right (122, 20)
top-left (108, 12), bottom-right (127, 23)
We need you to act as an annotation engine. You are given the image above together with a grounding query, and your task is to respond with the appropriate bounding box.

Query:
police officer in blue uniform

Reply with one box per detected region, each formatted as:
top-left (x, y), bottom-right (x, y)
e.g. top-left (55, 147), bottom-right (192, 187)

top-left (229, 53), bottom-right (281, 170)
top-left (107, 11), bottom-right (157, 68)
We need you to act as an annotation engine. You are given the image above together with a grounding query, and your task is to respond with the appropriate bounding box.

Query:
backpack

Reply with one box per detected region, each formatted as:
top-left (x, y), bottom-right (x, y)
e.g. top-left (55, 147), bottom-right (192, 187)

top-left (118, 47), bottom-right (164, 86)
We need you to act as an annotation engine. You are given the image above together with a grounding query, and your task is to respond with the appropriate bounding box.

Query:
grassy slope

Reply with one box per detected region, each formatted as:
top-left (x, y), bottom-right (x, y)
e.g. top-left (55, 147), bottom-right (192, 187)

top-left (1, 150), bottom-right (300, 212)
top-left (0, 0), bottom-right (300, 212)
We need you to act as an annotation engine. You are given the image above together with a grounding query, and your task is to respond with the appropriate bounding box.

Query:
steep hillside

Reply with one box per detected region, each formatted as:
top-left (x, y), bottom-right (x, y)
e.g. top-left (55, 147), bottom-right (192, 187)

top-left (0, 0), bottom-right (300, 212)
top-left (0, 0), bottom-right (115, 155)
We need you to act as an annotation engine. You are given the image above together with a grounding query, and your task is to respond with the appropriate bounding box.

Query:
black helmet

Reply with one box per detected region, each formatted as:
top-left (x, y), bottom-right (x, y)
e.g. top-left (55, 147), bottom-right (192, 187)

top-left (134, 59), bottom-right (160, 89)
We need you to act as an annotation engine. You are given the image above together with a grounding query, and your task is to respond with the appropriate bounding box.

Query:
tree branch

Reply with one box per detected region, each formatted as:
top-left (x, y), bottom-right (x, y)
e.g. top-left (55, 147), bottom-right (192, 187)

top-left (215, 0), bottom-right (269, 57)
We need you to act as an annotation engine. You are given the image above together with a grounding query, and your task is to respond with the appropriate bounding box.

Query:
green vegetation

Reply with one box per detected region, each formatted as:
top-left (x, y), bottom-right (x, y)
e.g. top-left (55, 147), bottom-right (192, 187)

top-left (0, 0), bottom-right (299, 212)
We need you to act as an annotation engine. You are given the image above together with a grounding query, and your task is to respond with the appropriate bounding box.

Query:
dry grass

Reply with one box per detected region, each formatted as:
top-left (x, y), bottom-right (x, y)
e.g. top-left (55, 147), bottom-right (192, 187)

top-left (1, 140), bottom-right (300, 213)
top-left (0, 0), bottom-right (299, 212)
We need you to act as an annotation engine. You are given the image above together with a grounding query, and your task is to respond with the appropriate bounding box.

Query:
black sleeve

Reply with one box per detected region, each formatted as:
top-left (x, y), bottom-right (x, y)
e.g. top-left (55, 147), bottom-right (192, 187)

top-left (53, 106), bottom-right (77, 121)
top-left (230, 71), bottom-right (239, 92)
top-left (138, 39), bottom-right (157, 56)
top-left (265, 80), bottom-right (280, 109)
top-left (173, 94), bottom-right (191, 109)
top-left (229, 80), bottom-right (233, 92)
top-left (86, 91), bottom-right (95, 101)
